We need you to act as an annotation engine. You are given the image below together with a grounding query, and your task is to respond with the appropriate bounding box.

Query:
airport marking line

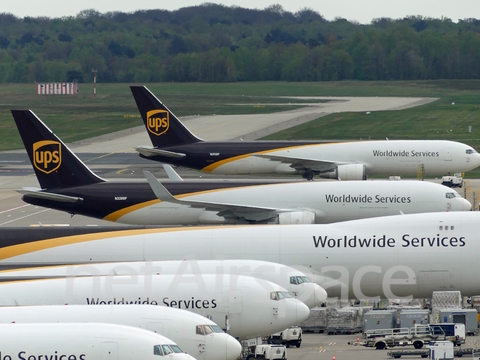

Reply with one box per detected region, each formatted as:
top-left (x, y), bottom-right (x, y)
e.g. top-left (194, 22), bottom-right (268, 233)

top-left (0, 208), bottom-right (50, 226)
top-left (0, 204), bottom-right (30, 215)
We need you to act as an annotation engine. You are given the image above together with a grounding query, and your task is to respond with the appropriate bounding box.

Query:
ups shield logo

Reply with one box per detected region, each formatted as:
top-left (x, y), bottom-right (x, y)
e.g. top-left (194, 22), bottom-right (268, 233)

top-left (33, 140), bottom-right (61, 174)
top-left (147, 110), bottom-right (169, 136)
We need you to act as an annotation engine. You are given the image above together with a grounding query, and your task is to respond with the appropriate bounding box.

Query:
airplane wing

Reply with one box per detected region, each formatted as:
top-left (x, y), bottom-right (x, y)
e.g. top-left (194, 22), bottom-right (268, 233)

top-left (162, 164), bottom-right (184, 181)
top-left (17, 187), bottom-right (83, 203)
top-left (252, 154), bottom-right (351, 172)
top-left (135, 145), bottom-right (186, 158)
top-left (143, 171), bottom-right (320, 222)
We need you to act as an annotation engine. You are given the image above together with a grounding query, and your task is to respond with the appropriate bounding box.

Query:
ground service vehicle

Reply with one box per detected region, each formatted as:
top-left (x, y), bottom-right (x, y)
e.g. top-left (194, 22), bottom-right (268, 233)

top-left (441, 174), bottom-right (463, 188)
top-left (247, 344), bottom-right (287, 360)
top-left (268, 327), bottom-right (302, 348)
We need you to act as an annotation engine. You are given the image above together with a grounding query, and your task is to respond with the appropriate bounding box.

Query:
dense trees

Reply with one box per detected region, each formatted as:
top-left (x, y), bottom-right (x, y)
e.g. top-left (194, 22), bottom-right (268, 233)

top-left (0, 5), bottom-right (479, 83)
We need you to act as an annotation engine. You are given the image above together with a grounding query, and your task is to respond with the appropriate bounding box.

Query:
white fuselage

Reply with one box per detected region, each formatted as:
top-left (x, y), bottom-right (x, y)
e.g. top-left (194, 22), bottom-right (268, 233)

top-left (0, 305), bottom-right (240, 360)
top-left (0, 260), bottom-right (327, 308)
top-left (0, 323), bottom-right (195, 360)
top-left (2, 212), bottom-right (480, 299)
top-left (117, 180), bottom-right (471, 225)
top-left (0, 274), bottom-right (309, 340)
top-left (208, 140), bottom-right (480, 176)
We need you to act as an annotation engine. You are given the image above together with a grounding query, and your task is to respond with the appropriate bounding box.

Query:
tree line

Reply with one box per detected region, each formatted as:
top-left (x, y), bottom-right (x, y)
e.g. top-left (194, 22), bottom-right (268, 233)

top-left (0, 4), bottom-right (479, 83)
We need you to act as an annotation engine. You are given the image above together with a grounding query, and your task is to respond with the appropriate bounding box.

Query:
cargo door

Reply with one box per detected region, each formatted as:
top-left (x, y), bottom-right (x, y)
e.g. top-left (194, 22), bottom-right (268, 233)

top-left (101, 342), bottom-right (118, 360)
top-left (418, 270), bottom-right (450, 293)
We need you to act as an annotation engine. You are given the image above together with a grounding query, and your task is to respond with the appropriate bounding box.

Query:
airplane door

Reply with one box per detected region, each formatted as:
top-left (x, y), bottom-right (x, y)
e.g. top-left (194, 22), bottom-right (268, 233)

top-left (442, 148), bottom-right (453, 161)
top-left (101, 342), bottom-right (118, 360)
top-left (228, 289), bottom-right (242, 314)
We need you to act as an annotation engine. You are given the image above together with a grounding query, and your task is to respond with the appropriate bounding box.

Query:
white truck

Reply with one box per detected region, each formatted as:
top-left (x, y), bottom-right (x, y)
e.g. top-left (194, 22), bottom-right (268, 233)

top-left (267, 326), bottom-right (302, 348)
top-left (441, 173), bottom-right (463, 188)
top-left (246, 344), bottom-right (287, 360)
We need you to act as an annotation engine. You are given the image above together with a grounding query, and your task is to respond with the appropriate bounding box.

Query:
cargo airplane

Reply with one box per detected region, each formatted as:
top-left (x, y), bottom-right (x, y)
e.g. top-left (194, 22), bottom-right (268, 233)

top-left (0, 259), bottom-right (327, 308)
top-left (0, 305), bottom-right (242, 360)
top-left (0, 211), bottom-right (478, 299)
top-left (0, 273), bottom-right (309, 340)
top-left (11, 110), bottom-right (471, 225)
top-left (131, 86), bottom-right (480, 180)
top-left (0, 323), bottom-right (195, 360)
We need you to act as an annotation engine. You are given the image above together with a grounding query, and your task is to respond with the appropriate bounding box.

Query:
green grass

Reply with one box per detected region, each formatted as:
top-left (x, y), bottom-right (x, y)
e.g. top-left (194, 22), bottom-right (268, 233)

top-left (1, 80), bottom-right (480, 152)
top-left (261, 99), bottom-right (480, 144)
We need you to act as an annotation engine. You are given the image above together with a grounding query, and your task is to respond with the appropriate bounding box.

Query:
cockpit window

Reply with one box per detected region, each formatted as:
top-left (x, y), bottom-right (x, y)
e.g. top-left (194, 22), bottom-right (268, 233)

top-left (446, 193), bottom-right (459, 199)
top-left (290, 276), bottom-right (313, 285)
top-left (162, 345), bottom-right (173, 355)
top-left (270, 291), bottom-right (294, 300)
top-left (170, 345), bottom-right (183, 353)
top-left (466, 149), bottom-right (476, 154)
top-left (154, 345), bottom-right (163, 356)
top-left (197, 325), bottom-right (216, 335)
top-left (154, 345), bottom-right (180, 356)
top-left (196, 325), bottom-right (205, 335)
top-left (211, 325), bottom-right (224, 333)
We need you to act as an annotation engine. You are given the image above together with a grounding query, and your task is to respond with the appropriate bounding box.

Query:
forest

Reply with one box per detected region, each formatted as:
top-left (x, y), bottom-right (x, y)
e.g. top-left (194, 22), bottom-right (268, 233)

top-left (0, 4), bottom-right (479, 83)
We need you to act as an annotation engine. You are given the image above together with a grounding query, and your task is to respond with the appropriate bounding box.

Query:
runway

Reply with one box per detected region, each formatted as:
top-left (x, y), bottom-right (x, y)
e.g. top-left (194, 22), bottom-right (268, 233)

top-left (1, 95), bottom-right (469, 228)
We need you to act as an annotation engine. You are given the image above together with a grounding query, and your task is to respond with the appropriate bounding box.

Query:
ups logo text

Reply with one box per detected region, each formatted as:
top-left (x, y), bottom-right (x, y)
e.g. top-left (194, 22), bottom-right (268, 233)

top-left (147, 110), bottom-right (169, 136)
top-left (33, 140), bottom-right (61, 174)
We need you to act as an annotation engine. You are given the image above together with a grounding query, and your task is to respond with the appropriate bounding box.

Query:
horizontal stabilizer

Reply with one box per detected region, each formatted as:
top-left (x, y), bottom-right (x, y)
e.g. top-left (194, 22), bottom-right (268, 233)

top-left (17, 187), bottom-right (83, 203)
top-left (135, 146), bottom-right (186, 158)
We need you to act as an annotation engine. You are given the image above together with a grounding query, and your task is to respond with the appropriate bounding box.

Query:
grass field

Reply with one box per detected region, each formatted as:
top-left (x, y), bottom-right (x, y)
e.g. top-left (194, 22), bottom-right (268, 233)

top-left (1, 81), bottom-right (480, 152)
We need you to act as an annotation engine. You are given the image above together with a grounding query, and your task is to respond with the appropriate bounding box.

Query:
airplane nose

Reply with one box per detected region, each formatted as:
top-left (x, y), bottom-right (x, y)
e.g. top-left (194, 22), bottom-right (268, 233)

top-left (225, 336), bottom-right (242, 360)
top-left (207, 333), bottom-right (241, 360)
top-left (296, 301), bottom-right (310, 323)
top-left (314, 284), bottom-right (328, 306)
top-left (463, 198), bottom-right (472, 211)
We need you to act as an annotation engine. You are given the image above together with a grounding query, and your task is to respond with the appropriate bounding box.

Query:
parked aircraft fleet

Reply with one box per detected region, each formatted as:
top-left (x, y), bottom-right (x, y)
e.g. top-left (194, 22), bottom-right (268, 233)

top-left (11, 110), bottom-right (471, 225)
top-left (1, 86), bottom-right (478, 358)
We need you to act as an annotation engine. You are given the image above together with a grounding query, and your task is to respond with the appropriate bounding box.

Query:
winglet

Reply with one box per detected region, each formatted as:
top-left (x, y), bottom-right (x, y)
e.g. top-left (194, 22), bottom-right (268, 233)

top-left (143, 171), bottom-right (179, 203)
top-left (162, 165), bottom-right (183, 181)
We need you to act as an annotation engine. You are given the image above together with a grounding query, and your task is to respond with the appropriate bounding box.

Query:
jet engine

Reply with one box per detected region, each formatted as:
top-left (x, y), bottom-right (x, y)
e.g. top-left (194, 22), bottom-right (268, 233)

top-left (319, 164), bottom-right (366, 180)
top-left (276, 211), bottom-right (315, 225)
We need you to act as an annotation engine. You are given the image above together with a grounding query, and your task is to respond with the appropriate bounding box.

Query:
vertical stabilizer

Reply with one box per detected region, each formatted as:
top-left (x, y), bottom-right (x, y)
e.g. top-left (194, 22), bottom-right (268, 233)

top-left (130, 86), bottom-right (202, 148)
top-left (11, 110), bottom-right (104, 190)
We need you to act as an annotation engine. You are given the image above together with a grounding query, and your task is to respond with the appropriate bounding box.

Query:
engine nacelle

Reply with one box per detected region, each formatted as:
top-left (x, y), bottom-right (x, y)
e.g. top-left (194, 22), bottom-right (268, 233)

top-left (319, 164), bottom-right (366, 180)
top-left (277, 211), bottom-right (315, 225)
